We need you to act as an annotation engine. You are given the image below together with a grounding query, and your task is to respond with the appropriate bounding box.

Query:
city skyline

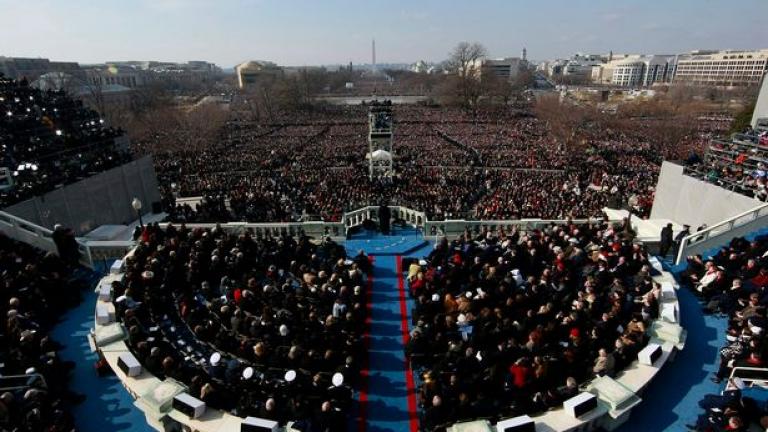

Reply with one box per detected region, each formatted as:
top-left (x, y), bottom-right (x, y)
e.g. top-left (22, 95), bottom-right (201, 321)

top-left (0, 0), bottom-right (766, 68)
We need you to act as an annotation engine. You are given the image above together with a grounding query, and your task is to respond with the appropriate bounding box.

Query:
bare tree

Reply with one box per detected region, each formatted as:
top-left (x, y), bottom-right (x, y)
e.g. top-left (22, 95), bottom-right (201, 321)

top-left (445, 42), bottom-right (488, 109)
top-left (534, 94), bottom-right (593, 153)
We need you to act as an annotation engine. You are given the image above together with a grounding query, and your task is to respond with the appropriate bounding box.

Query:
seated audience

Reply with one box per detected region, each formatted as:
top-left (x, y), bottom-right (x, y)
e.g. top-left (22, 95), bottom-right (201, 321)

top-left (405, 220), bottom-right (659, 429)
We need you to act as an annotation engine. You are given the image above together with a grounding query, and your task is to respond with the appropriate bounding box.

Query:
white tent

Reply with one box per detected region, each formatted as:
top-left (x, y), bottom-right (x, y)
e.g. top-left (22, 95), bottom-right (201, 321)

top-left (368, 149), bottom-right (392, 161)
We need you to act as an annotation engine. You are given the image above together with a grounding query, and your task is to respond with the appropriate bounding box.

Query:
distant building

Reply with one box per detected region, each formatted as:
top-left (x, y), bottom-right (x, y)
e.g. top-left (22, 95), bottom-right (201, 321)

top-left (283, 65), bottom-right (326, 76)
top-left (561, 54), bottom-right (604, 77)
top-left (31, 72), bottom-right (79, 91)
top-left (591, 55), bottom-right (676, 87)
top-left (542, 54), bottom-right (604, 82)
top-left (753, 75), bottom-right (768, 130)
top-left (480, 57), bottom-right (528, 82)
top-left (410, 60), bottom-right (430, 73)
top-left (0, 57), bottom-right (83, 81)
top-left (83, 64), bottom-right (145, 88)
top-left (673, 49), bottom-right (768, 86)
top-left (235, 61), bottom-right (283, 89)
top-left (102, 60), bottom-right (221, 86)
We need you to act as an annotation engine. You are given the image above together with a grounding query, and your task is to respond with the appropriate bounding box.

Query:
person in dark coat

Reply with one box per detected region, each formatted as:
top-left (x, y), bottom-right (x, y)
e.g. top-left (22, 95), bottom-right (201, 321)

top-left (674, 224), bottom-right (691, 258)
top-left (378, 204), bottom-right (391, 235)
top-left (660, 223), bottom-right (674, 257)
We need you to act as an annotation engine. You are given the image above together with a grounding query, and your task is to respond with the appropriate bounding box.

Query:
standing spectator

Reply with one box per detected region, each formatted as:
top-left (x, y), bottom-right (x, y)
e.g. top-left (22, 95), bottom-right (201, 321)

top-left (52, 224), bottom-right (80, 268)
top-left (674, 224), bottom-right (692, 258)
top-left (660, 223), bottom-right (674, 257)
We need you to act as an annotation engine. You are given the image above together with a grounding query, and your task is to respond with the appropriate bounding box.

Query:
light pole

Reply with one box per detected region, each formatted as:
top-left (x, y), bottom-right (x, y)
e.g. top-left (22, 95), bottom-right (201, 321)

top-left (132, 197), bottom-right (143, 228)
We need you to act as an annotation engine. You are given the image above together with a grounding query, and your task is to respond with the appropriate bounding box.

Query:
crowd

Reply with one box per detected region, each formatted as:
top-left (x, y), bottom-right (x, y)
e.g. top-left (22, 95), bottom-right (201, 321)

top-left (0, 74), bottom-right (133, 208)
top-left (115, 223), bottom-right (370, 430)
top-left (686, 125), bottom-right (768, 202)
top-left (0, 234), bottom-right (85, 431)
top-left (147, 104), bottom-right (699, 224)
top-left (681, 233), bottom-right (768, 431)
top-left (403, 219), bottom-right (659, 429)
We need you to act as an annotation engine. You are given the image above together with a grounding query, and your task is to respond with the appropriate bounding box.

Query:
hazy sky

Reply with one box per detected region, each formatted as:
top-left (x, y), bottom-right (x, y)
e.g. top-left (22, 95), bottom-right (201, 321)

top-left (1, 0), bottom-right (766, 68)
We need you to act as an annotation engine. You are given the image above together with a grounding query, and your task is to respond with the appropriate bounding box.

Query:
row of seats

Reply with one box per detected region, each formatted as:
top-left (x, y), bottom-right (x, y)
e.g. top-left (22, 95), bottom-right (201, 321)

top-left (93, 223), bottom-right (372, 431)
top-left (0, 74), bottom-right (133, 207)
top-left (403, 222), bottom-right (685, 431)
top-left (686, 126), bottom-right (768, 201)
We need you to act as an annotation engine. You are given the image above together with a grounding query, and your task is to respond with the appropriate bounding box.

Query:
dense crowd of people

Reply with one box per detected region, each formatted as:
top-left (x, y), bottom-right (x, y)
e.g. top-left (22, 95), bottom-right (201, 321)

top-left (686, 125), bottom-right (768, 202)
top-left (146, 103), bottom-right (721, 224)
top-left (681, 233), bottom-right (768, 431)
top-left (403, 219), bottom-right (660, 429)
top-left (115, 223), bottom-right (370, 430)
top-left (0, 74), bottom-right (133, 208)
top-left (0, 234), bottom-right (85, 431)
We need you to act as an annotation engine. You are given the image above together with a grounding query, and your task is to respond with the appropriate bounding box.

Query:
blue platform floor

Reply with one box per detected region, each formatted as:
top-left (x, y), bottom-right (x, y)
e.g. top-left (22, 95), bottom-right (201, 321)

top-left (59, 226), bottom-right (768, 432)
top-left (622, 226), bottom-right (768, 431)
top-left (346, 235), bottom-right (433, 432)
top-left (51, 267), bottom-right (152, 432)
top-left (347, 227), bottom-right (428, 256)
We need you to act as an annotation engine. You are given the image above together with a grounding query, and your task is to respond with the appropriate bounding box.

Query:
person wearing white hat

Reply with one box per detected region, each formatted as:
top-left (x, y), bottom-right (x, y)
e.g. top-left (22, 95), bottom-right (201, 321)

top-left (205, 353), bottom-right (225, 381)
top-left (331, 372), bottom-right (344, 387)
top-left (284, 370), bottom-right (297, 383)
top-left (242, 367), bottom-right (254, 380)
top-left (209, 352), bottom-right (221, 366)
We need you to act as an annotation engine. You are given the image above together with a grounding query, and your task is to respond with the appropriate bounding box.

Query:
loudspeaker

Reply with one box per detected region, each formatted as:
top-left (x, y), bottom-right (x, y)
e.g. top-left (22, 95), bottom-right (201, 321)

top-left (496, 415), bottom-right (535, 432)
top-left (97, 282), bottom-right (112, 302)
top-left (152, 201), bottom-right (162, 214)
top-left (95, 303), bottom-right (114, 325)
top-left (110, 260), bottom-right (123, 275)
top-left (241, 416), bottom-right (279, 432)
top-left (638, 343), bottom-right (663, 365)
top-left (660, 282), bottom-right (676, 302)
top-left (563, 392), bottom-right (598, 418)
top-left (660, 302), bottom-right (678, 323)
top-left (116, 352), bottom-right (142, 377)
top-left (172, 393), bottom-right (206, 419)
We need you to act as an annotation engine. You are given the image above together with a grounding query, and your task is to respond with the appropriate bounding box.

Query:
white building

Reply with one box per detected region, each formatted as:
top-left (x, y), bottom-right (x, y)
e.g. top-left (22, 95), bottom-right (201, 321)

top-left (673, 49), bottom-right (768, 86)
top-left (83, 64), bottom-right (145, 88)
top-left (592, 55), bottom-right (677, 87)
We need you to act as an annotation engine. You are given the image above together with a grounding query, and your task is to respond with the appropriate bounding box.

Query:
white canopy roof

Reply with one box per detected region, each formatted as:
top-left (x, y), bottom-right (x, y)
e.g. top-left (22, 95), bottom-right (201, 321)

top-left (368, 149), bottom-right (392, 161)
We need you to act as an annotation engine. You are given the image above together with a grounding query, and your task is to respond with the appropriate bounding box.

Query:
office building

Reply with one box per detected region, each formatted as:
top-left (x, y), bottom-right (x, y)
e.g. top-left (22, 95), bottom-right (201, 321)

top-left (0, 57), bottom-right (84, 81)
top-left (673, 49), bottom-right (768, 86)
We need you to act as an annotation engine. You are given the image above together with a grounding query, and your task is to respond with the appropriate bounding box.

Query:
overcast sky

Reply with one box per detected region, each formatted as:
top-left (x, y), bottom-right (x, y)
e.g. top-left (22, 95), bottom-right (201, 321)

top-left (0, 0), bottom-right (766, 68)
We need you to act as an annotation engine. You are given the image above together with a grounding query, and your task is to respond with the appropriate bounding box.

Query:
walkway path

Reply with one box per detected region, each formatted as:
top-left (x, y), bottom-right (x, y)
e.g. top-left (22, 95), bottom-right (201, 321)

top-left (51, 266), bottom-right (151, 432)
top-left (346, 228), bottom-right (432, 432)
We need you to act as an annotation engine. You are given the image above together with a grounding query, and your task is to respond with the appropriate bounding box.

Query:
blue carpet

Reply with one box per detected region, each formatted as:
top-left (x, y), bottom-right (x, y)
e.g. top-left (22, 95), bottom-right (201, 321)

top-left (346, 227), bottom-right (427, 256)
top-left (362, 255), bottom-right (416, 432)
top-left (347, 229), bottom-right (427, 432)
top-left (621, 226), bottom-right (768, 431)
top-left (51, 266), bottom-right (152, 432)
top-left (620, 287), bottom-right (727, 432)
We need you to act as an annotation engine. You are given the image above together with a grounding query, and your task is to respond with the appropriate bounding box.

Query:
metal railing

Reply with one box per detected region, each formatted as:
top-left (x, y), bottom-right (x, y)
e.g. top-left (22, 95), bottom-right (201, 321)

top-left (158, 220), bottom-right (346, 242)
top-left (675, 202), bottom-right (768, 265)
top-left (343, 205), bottom-right (426, 231)
top-left (4, 195), bottom-right (763, 271)
top-left (0, 209), bottom-right (136, 270)
top-left (423, 217), bottom-right (600, 240)
top-left (728, 366), bottom-right (768, 389)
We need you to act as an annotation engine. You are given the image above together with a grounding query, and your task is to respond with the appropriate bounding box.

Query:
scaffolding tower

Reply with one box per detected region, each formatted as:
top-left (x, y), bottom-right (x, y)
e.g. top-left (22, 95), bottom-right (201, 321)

top-left (368, 101), bottom-right (394, 180)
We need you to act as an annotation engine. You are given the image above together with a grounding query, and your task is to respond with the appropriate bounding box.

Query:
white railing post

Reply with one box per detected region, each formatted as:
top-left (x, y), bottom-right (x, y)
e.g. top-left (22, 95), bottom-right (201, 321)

top-left (675, 202), bottom-right (768, 265)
